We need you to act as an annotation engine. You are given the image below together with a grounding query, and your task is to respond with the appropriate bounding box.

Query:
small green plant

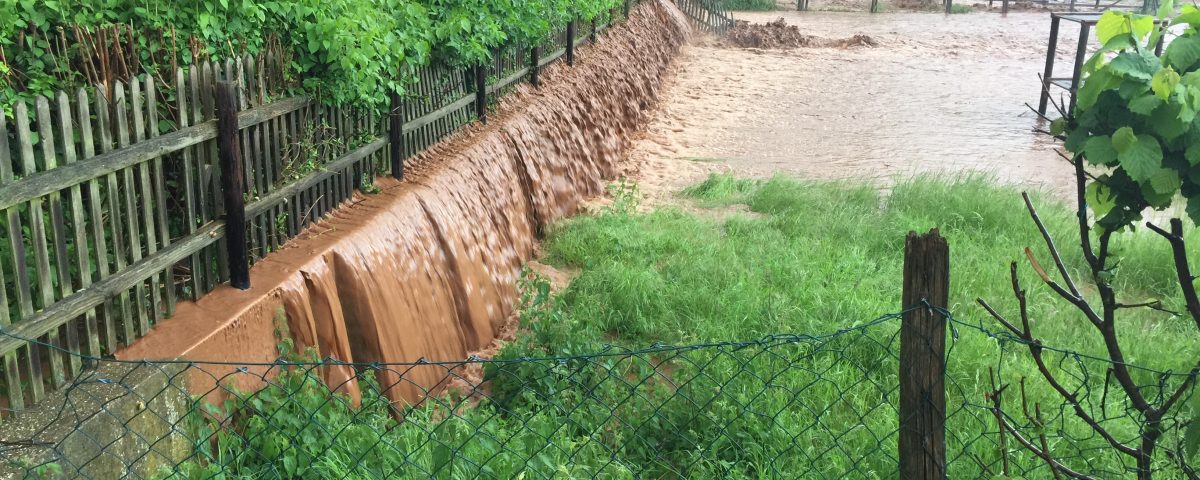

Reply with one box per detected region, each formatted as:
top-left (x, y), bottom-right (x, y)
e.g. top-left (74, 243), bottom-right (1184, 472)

top-left (279, 121), bottom-right (341, 184)
top-left (359, 173), bottom-right (380, 194)
top-left (274, 212), bottom-right (289, 233)
top-left (604, 178), bottom-right (640, 214)
top-left (948, 3), bottom-right (973, 13)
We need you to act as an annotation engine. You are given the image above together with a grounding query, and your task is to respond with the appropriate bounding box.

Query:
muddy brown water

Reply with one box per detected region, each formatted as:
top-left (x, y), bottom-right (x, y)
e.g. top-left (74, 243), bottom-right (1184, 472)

top-left (118, 0), bottom-right (690, 406)
top-left (633, 11), bottom-right (1077, 200)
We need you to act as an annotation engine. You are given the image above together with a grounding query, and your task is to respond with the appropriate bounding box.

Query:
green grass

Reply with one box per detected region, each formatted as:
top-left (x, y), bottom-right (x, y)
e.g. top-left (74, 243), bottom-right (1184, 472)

top-left (721, 0), bottom-right (778, 11)
top-left (509, 174), bottom-right (1200, 477)
top-left (163, 175), bottom-right (1199, 479)
top-left (948, 3), bottom-right (974, 13)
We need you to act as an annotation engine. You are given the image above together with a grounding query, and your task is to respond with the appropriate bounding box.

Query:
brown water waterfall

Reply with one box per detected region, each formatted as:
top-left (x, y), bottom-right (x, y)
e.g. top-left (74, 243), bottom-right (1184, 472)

top-left (118, 0), bottom-right (690, 407)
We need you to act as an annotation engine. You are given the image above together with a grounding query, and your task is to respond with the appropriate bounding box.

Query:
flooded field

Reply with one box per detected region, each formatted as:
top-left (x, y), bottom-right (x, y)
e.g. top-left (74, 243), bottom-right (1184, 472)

top-left (626, 11), bottom-right (1080, 201)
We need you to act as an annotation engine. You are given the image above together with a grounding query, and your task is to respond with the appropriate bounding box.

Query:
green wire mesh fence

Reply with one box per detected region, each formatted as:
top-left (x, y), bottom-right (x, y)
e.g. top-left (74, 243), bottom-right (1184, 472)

top-left (0, 306), bottom-right (1196, 479)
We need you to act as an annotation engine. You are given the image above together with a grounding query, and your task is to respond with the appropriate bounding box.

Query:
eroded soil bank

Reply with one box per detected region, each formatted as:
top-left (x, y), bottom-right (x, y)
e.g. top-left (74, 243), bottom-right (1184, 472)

top-left (118, 0), bottom-right (690, 406)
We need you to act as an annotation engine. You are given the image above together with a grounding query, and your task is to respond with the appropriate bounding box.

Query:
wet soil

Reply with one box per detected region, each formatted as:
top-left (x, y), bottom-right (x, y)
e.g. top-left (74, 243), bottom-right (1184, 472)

top-left (621, 11), bottom-right (1078, 201)
top-left (722, 18), bottom-right (879, 49)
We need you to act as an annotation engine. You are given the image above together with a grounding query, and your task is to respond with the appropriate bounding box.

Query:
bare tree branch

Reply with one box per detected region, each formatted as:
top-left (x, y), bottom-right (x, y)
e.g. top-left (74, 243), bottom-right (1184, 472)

top-left (975, 267), bottom-right (1138, 457)
top-left (986, 379), bottom-right (1098, 480)
top-left (1146, 219), bottom-right (1200, 332)
top-left (1023, 192), bottom-right (1083, 298)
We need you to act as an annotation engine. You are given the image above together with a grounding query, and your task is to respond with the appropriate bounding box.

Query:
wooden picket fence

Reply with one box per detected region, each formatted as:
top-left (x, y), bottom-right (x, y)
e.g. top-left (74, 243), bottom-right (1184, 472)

top-left (676, 0), bottom-right (736, 33)
top-left (0, 3), bottom-right (661, 418)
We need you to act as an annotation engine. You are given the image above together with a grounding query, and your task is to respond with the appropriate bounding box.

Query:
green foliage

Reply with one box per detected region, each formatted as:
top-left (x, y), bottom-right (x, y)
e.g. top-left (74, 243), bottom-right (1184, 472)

top-left (1, 0), bottom-right (626, 106)
top-left (1067, 4), bottom-right (1200, 230)
top-left (948, 3), bottom-right (973, 13)
top-left (720, 0), bottom-right (777, 11)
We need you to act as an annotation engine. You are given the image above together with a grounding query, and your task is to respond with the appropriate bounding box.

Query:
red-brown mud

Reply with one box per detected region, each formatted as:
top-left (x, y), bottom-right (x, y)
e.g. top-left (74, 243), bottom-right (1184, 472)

top-left (118, 0), bottom-right (691, 407)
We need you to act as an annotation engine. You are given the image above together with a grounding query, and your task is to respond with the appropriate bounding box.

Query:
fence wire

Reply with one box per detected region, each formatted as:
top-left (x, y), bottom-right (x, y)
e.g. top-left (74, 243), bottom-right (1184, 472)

top-left (0, 305), bottom-right (1196, 479)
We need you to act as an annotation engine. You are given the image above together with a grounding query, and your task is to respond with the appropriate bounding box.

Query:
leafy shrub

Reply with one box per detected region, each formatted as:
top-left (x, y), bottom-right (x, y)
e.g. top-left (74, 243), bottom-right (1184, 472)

top-left (1, 0), bottom-right (629, 107)
top-left (1061, 4), bottom-right (1200, 230)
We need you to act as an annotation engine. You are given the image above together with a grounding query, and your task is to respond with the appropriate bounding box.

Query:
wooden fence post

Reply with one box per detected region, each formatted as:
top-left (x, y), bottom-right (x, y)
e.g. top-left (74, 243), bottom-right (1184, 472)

top-left (899, 228), bottom-right (948, 479)
top-left (215, 81), bottom-right (250, 290)
top-left (567, 20), bottom-right (577, 66)
top-left (389, 91), bottom-right (404, 180)
top-left (530, 47), bottom-right (541, 88)
top-left (475, 64), bottom-right (487, 123)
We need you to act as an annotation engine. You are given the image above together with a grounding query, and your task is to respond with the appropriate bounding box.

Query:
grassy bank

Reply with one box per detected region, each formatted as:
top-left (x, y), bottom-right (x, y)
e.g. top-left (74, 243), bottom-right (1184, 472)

top-left (165, 175), bottom-right (1198, 478)
top-left (495, 174), bottom-right (1199, 477)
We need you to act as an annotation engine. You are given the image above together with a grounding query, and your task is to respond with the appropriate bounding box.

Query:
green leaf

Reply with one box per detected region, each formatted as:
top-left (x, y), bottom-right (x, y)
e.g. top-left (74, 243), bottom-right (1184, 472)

top-left (1112, 126), bottom-right (1138, 153)
top-left (1176, 4), bottom-right (1200, 28)
top-left (1189, 196), bottom-right (1200, 226)
top-left (1187, 142), bottom-right (1200, 166)
top-left (1149, 168), bottom-right (1182, 194)
top-left (1153, 67), bottom-right (1181, 100)
top-left (1109, 51), bottom-right (1159, 80)
top-left (1065, 127), bottom-right (1091, 152)
top-left (1151, 102), bottom-right (1188, 140)
top-left (1129, 93), bottom-right (1162, 114)
top-left (1084, 135), bottom-right (1119, 165)
top-left (1118, 133), bottom-right (1164, 182)
top-left (1164, 35), bottom-right (1200, 71)
top-left (1158, 0), bottom-right (1176, 19)
top-left (1087, 181), bottom-right (1117, 218)
top-left (1097, 11), bottom-right (1134, 45)
top-left (1078, 68), bottom-right (1121, 110)
top-left (1050, 117), bottom-right (1068, 136)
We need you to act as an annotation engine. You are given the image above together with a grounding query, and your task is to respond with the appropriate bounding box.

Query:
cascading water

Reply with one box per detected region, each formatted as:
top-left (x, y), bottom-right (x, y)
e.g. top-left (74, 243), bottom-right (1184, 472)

top-left (119, 0), bottom-right (691, 407)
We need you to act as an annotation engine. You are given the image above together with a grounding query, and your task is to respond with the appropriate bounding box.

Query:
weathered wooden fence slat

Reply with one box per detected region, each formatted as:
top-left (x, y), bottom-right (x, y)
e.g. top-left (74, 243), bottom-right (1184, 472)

top-left (0, 112), bottom-right (25, 417)
top-left (133, 78), bottom-right (166, 330)
top-left (34, 96), bottom-right (71, 388)
top-left (56, 91), bottom-right (97, 371)
top-left (76, 88), bottom-right (117, 356)
top-left (0, 222), bottom-right (225, 357)
top-left (114, 82), bottom-right (153, 341)
top-left (13, 101), bottom-right (49, 404)
top-left (94, 87), bottom-right (136, 349)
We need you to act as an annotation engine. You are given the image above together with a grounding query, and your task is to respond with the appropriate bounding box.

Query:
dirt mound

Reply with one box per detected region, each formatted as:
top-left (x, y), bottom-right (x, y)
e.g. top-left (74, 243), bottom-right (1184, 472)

top-left (972, 1), bottom-right (1054, 11)
top-left (721, 18), bottom-right (878, 49)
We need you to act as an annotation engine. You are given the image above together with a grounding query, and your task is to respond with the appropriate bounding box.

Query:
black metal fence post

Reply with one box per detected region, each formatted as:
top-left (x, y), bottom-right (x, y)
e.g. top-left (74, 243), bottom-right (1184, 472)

top-left (475, 64), bottom-right (487, 123)
top-left (945, 0), bottom-right (953, 14)
top-left (530, 47), bottom-right (541, 87)
top-left (567, 20), bottom-right (576, 65)
top-left (591, 18), bottom-right (598, 43)
top-left (624, 0), bottom-right (630, 17)
top-left (215, 81), bottom-right (249, 290)
top-left (1038, 15), bottom-right (1060, 115)
top-left (389, 91), bottom-right (404, 179)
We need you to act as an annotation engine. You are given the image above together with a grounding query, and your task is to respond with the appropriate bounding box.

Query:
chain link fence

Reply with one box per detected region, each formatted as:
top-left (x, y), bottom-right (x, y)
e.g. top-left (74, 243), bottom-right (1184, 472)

top-left (0, 304), bottom-right (1195, 479)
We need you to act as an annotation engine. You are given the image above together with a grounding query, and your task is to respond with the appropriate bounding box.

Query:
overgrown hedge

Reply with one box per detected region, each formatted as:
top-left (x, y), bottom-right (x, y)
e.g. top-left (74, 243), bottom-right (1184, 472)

top-left (0, 0), bottom-right (624, 107)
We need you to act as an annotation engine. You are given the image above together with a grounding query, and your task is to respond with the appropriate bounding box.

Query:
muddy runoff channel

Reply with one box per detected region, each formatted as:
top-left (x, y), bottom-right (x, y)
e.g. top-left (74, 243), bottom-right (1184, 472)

top-left (119, 0), bottom-right (689, 406)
